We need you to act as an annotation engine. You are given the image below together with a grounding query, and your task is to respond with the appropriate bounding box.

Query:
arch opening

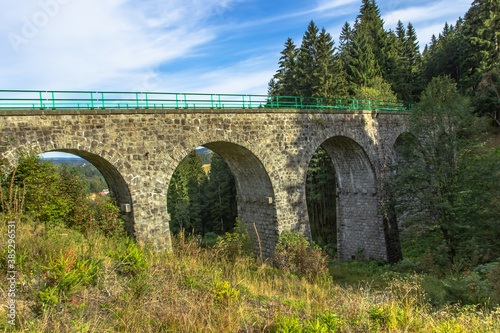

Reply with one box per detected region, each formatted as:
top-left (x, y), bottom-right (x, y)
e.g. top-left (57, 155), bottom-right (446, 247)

top-left (166, 142), bottom-right (278, 258)
top-left (307, 136), bottom-right (384, 261)
top-left (389, 132), bottom-right (420, 260)
top-left (166, 148), bottom-right (238, 238)
top-left (306, 146), bottom-right (337, 255)
top-left (40, 149), bottom-right (135, 237)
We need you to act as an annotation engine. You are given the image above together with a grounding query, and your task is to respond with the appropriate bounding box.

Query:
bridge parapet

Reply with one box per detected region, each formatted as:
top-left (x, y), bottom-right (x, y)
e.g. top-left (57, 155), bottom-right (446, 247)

top-left (0, 90), bottom-right (412, 112)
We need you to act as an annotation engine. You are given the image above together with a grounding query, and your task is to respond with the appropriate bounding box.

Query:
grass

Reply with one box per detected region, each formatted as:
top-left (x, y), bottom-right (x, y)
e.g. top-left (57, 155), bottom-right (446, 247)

top-left (1, 215), bottom-right (499, 332)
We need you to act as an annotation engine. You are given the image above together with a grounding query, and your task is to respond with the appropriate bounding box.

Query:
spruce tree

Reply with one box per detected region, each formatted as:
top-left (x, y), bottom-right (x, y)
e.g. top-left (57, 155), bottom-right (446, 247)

top-left (296, 21), bottom-right (320, 98)
top-left (270, 38), bottom-right (298, 96)
top-left (167, 151), bottom-right (207, 235)
top-left (348, 29), bottom-right (380, 88)
top-left (463, 0), bottom-right (500, 87)
top-left (355, 0), bottom-right (388, 76)
top-left (200, 154), bottom-right (236, 233)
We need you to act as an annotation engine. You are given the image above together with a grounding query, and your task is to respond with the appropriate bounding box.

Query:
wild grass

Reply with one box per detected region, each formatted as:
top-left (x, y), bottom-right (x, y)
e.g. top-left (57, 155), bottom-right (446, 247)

top-left (1, 216), bottom-right (499, 332)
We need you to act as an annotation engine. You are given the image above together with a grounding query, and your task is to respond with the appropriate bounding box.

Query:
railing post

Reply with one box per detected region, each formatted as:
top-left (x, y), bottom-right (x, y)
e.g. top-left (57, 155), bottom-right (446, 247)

top-left (145, 93), bottom-right (149, 108)
top-left (136, 92), bottom-right (139, 108)
top-left (211, 94), bottom-right (214, 109)
top-left (184, 94), bottom-right (188, 108)
top-left (90, 92), bottom-right (94, 109)
top-left (51, 91), bottom-right (55, 109)
top-left (39, 91), bottom-right (43, 109)
top-left (101, 92), bottom-right (105, 109)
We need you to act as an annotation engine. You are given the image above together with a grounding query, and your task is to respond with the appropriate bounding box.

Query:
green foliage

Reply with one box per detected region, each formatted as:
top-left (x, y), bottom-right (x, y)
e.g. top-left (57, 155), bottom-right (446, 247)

top-left (211, 277), bottom-right (240, 304)
top-left (463, 0), bottom-right (500, 87)
top-left (270, 37), bottom-right (298, 96)
top-left (13, 154), bottom-right (67, 224)
top-left (167, 150), bottom-right (238, 237)
top-left (306, 147), bottom-right (336, 253)
top-left (36, 249), bottom-right (100, 311)
top-left (355, 76), bottom-right (398, 102)
top-left (0, 153), bottom-right (126, 239)
top-left (271, 21), bottom-right (348, 99)
top-left (201, 231), bottom-right (219, 246)
top-left (273, 230), bottom-right (328, 281)
top-left (475, 69), bottom-right (500, 129)
top-left (205, 154), bottom-right (237, 234)
top-left (167, 151), bottom-right (207, 234)
top-left (109, 237), bottom-right (149, 276)
top-left (215, 218), bottom-right (253, 259)
top-left (272, 312), bottom-right (344, 333)
top-left (389, 76), bottom-right (500, 266)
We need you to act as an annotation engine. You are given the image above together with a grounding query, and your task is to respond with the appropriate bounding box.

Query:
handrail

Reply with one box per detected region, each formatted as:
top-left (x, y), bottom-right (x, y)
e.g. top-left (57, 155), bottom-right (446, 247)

top-left (0, 90), bottom-right (412, 112)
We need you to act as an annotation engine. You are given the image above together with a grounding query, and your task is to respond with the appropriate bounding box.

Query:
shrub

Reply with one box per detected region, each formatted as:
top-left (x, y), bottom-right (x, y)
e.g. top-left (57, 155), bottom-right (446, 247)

top-left (215, 218), bottom-right (253, 259)
top-left (201, 231), bottom-right (219, 247)
top-left (109, 237), bottom-right (148, 276)
top-left (273, 230), bottom-right (328, 281)
top-left (36, 249), bottom-right (101, 311)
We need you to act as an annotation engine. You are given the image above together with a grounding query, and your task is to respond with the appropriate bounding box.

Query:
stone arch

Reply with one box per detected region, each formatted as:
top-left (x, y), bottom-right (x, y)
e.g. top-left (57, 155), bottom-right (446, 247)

top-left (165, 131), bottom-right (278, 258)
top-left (308, 135), bottom-right (386, 260)
top-left (2, 140), bottom-right (135, 238)
top-left (391, 131), bottom-right (416, 172)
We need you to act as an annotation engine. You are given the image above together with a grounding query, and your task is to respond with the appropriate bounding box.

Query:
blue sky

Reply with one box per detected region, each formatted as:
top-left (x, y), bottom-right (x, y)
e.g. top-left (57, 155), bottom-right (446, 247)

top-left (0, 0), bottom-right (472, 95)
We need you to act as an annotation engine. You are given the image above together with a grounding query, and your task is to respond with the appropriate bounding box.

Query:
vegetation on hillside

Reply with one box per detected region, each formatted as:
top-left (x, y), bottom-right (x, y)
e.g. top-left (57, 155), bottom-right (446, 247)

top-left (269, 0), bottom-right (500, 270)
top-left (1, 138), bottom-right (499, 332)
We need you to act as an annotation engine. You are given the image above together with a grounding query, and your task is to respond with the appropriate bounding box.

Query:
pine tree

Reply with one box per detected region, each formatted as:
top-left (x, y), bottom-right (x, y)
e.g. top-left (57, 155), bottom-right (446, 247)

top-left (355, 0), bottom-right (388, 76)
top-left (306, 147), bottom-right (337, 249)
top-left (463, 0), bottom-right (500, 88)
top-left (205, 154), bottom-right (237, 233)
top-left (296, 21), bottom-right (320, 98)
top-left (167, 151), bottom-right (207, 234)
top-left (422, 20), bottom-right (466, 91)
top-left (396, 20), bottom-right (406, 42)
top-left (391, 22), bottom-right (423, 102)
top-left (311, 28), bottom-right (347, 98)
top-left (270, 38), bottom-right (298, 96)
top-left (348, 29), bottom-right (380, 88)
top-left (339, 22), bottom-right (353, 54)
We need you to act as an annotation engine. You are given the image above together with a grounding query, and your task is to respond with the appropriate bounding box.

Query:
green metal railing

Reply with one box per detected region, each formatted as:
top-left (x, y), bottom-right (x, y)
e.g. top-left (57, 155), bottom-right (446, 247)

top-left (0, 90), bottom-right (412, 112)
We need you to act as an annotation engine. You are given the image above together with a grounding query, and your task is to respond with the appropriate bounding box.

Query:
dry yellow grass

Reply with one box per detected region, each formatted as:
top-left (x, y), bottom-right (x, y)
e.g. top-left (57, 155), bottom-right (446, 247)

top-left (1, 217), bottom-right (499, 332)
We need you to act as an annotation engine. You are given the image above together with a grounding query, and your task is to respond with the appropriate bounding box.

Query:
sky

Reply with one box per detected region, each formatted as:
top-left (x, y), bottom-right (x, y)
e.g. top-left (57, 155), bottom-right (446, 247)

top-left (0, 0), bottom-right (473, 96)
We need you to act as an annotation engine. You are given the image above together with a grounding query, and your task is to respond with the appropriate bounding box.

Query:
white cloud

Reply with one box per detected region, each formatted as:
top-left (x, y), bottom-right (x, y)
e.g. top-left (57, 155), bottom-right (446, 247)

top-left (383, 0), bottom-right (470, 26)
top-left (315, 0), bottom-right (359, 12)
top-left (153, 55), bottom-right (278, 95)
top-left (382, 0), bottom-right (472, 49)
top-left (0, 0), bottom-right (236, 90)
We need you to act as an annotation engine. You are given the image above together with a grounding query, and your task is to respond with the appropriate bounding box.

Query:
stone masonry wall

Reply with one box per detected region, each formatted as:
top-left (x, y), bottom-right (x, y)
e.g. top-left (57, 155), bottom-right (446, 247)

top-left (0, 108), bottom-right (408, 260)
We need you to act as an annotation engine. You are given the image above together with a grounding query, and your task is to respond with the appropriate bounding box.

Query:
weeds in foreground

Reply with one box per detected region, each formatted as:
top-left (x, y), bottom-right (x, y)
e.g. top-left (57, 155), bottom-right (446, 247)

top-left (1, 217), bottom-right (499, 332)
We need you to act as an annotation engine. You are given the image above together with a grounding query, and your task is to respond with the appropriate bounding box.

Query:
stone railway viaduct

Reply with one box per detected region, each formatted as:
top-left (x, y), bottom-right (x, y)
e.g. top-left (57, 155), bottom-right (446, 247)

top-left (0, 108), bottom-right (408, 261)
